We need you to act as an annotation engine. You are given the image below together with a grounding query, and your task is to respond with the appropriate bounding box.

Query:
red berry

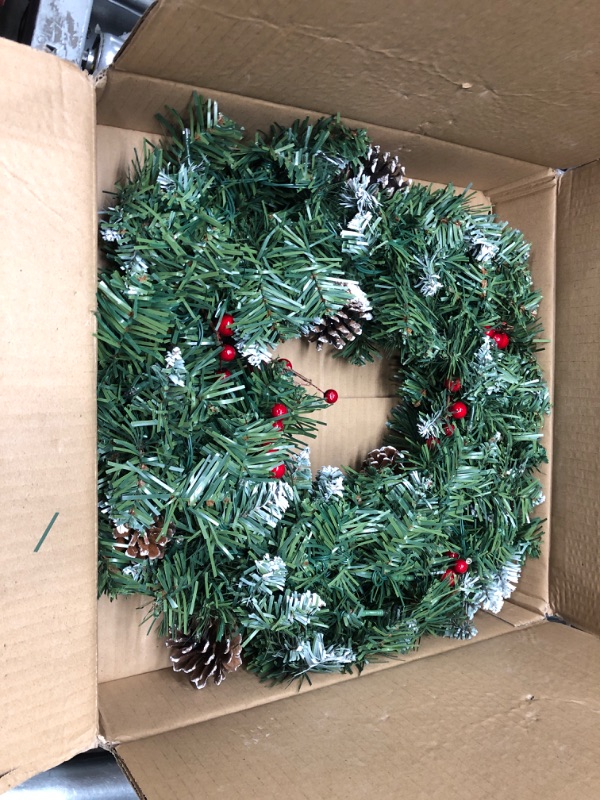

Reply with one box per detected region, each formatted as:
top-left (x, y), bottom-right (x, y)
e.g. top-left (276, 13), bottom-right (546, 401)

top-left (443, 423), bottom-right (455, 436)
top-left (449, 401), bottom-right (468, 420)
top-left (493, 332), bottom-right (510, 349)
top-left (279, 358), bottom-right (293, 370)
top-left (271, 403), bottom-right (288, 417)
top-left (425, 436), bottom-right (439, 450)
top-left (324, 389), bottom-right (339, 404)
top-left (441, 568), bottom-right (455, 587)
top-left (485, 327), bottom-right (496, 338)
top-left (445, 551), bottom-right (459, 560)
top-left (217, 368), bottom-right (232, 379)
top-left (272, 419), bottom-right (284, 431)
top-left (453, 558), bottom-right (469, 575)
top-left (220, 345), bottom-right (236, 362)
top-left (217, 314), bottom-right (235, 337)
top-left (271, 463), bottom-right (286, 479)
top-left (444, 378), bottom-right (462, 393)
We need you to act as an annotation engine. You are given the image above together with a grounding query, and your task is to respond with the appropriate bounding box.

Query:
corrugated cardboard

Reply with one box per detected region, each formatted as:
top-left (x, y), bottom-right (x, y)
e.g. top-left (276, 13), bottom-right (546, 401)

top-left (96, 71), bottom-right (548, 192)
top-left (98, 609), bottom-right (540, 745)
top-left (3, 0), bottom-right (600, 795)
top-left (493, 176), bottom-right (556, 618)
top-left (0, 39), bottom-right (97, 791)
top-left (112, 0), bottom-right (600, 168)
top-left (115, 624), bottom-right (600, 800)
top-left (552, 161), bottom-right (600, 636)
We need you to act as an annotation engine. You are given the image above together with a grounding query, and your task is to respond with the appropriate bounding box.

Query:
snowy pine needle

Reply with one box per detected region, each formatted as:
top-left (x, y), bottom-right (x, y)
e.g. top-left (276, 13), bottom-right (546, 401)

top-left (243, 479), bottom-right (293, 528)
top-left (417, 409), bottom-right (444, 439)
top-left (234, 333), bottom-right (273, 366)
top-left (476, 335), bottom-right (495, 364)
top-left (416, 270), bottom-right (443, 297)
top-left (444, 620), bottom-right (478, 640)
top-left (289, 447), bottom-right (312, 485)
top-left (240, 555), bottom-right (288, 596)
top-left (284, 590), bottom-right (326, 625)
top-left (315, 466), bottom-right (345, 500)
top-left (471, 237), bottom-right (499, 263)
top-left (122, 563), bottom-right (145, 582)
top-left (101, 227), bottom-right (122, 243)
top-left (415, 256), bottom-right (443, 297)
top-left (464, 545), bottom-right (527, 617)
top-left (164, 347), bottom-right (186, 386)
top-left (341, 174), bottom-right (380, 214)
top-left (341, 211), bottom-right (379, 255)
top-left (285, 633), bottom-right (356, 673)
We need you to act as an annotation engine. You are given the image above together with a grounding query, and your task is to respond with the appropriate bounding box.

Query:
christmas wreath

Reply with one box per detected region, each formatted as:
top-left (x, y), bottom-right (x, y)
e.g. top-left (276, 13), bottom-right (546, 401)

top-left (98, 96), bottom-right (550, 688)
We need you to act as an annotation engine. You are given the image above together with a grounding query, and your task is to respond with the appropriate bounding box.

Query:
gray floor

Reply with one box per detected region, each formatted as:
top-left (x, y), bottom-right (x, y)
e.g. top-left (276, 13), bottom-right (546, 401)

top-left (5, 750), bottom-right (138, 799)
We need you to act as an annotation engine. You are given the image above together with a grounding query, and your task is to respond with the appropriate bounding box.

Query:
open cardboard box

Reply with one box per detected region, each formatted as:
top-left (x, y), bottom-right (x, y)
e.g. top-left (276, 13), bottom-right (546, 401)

top-left (2, 1), bottom-right (600, 797)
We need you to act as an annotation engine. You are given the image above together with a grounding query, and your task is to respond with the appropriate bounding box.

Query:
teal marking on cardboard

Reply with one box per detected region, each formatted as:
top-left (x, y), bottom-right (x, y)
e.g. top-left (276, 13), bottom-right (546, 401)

top-left (34, 512), bottom-right (59, 552)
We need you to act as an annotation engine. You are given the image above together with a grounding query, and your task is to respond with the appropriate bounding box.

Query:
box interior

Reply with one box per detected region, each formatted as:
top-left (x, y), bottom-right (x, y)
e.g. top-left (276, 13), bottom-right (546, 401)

top-left (94, 99), bottom-right (558, 782)
top-left (3, 0), bottom-right (600, 794)
top-left (98, 608), bottom-right (542, 746)
top-left (94, 65), bottom-right (599, 791)
top-left (94, 73), bottom-right (556, 685)
top-left (113, 623), bottom-right (600, 800)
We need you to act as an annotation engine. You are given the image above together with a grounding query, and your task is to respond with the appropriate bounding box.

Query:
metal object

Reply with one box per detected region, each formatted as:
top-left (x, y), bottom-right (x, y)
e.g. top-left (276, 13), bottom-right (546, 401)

top-left (82, 0), bottom-right (154, 74)
top-left (83, 30), bottom-right (127, 73)
top-left (4, 749), bottom-right (138, 799)
top-left (88, 0), bottom-right (152, 37)
top-left (26, 0), bottom-right (94, 63)
top-left (0, 0), bottom-right (154, 74)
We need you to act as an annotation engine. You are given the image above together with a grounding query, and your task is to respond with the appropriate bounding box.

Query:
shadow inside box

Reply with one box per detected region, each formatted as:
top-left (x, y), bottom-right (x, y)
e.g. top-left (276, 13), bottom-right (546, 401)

top-left (5, 748), bottom-right (137, 799)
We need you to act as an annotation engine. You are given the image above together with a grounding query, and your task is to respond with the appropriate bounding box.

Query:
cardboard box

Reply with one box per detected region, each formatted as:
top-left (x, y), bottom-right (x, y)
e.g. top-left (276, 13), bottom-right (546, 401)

top-left (2, 1), bottom-right (600, 797)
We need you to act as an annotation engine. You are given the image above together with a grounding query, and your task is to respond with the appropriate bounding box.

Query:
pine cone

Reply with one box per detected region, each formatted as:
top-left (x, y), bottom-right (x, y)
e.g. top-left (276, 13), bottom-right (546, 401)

top-left (167, 620), bottom-right (243, 689)
top-left (363, 445), bottom-right (402, 471)
top-left (113, 515), bottom-right (175, 560)
top-left (360, 145), bottom-right (408, 196)
top-left (305, 280), bottom-right (372, 351)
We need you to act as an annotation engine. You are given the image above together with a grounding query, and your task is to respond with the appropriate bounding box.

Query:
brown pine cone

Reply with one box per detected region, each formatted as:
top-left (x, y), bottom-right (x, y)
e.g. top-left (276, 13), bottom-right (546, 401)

top-left (113, 515), bottom-right (175, 560)
top-left (363, 445), bottom-right (403, 470)
top-left (360, 145), bottom-right (409, 196)
top-left (305, 280), bottom-right (372, 351)
top-left (306, 309), bottom-right (363, 350)
top-left (167, 619), bottom-right (243, 690)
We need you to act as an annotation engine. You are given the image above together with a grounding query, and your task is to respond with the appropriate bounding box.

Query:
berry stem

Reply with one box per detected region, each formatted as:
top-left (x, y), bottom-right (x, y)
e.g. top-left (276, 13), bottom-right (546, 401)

top-left (288, 368), bottom-right (325, 395)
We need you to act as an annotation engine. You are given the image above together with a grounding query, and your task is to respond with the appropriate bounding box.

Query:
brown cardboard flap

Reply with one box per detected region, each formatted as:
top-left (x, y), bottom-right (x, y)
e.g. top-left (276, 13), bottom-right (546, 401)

top-left (99, 610), bottom-right (531, 744)
top-left (96, 69), bottom-right (548, 191)
top-left (0, 39), bottom-right (98, 789)
top-left (552, 162), bottom-right (600, 634)
top-left (115, 622), bottom-right (600, 800)
top-left (114, 0), bottom-right (600, 169)
top-left (491, 174), bottom-right (557, 617)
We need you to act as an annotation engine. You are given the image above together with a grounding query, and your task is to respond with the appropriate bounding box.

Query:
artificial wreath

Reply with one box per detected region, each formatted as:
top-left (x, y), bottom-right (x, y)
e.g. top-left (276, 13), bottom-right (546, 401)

top-left (98, 95), bottom-right (550, 688)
